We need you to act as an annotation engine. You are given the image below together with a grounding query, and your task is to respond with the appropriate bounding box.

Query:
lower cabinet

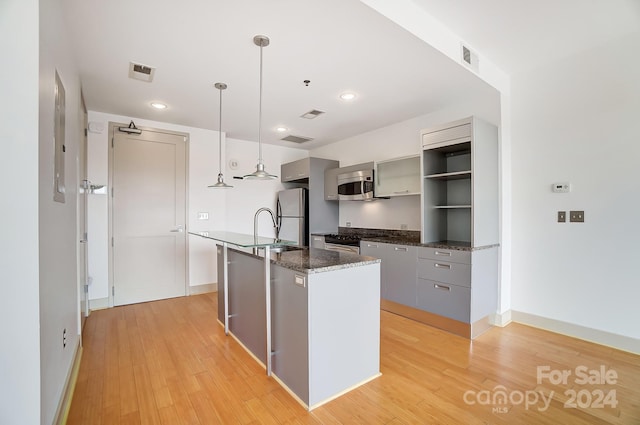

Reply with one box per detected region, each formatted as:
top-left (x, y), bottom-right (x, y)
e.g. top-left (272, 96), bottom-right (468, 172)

top-left (416, 278), bottom-right (470, 322)
top-left (361, 241), bottom-right (498, 338)
top-left (271, 266), bottom-right (310, 403)
top-left (361, 241), bottom-right (417, 307)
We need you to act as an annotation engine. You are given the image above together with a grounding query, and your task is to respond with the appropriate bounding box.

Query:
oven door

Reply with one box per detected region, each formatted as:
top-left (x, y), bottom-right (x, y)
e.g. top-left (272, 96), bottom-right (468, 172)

top-left (324, 242), bottom-right (360, 255)
top-left (337, 170), bottom-right (374, 201)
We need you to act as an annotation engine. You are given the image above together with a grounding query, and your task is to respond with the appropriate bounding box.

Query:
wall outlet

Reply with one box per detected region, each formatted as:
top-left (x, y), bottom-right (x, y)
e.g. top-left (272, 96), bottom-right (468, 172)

top-left (197, 212), bottom-right (209, 220)
top-left (346, 222), bottom-right (351, 227)
top-left (569, 211), bottom-right (585, 222)
top-left (557, 211), bottom-right (566, 223)
top-left (63, 328), bottom-right (67, 348)
top-left (400, 224), bottom-right (408, 230)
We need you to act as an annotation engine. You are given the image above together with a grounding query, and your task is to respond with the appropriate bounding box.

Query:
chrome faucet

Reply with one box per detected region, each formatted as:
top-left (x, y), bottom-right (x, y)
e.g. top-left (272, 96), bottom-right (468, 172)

top-left (254, 207), bottom-right (279, 245)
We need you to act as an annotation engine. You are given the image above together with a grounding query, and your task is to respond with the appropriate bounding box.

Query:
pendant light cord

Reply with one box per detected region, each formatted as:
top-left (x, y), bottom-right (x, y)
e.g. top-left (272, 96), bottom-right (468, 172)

top-left (218, 85), bottom-right (223, 174)
top-left (258, 42), bottom-right (263, 164)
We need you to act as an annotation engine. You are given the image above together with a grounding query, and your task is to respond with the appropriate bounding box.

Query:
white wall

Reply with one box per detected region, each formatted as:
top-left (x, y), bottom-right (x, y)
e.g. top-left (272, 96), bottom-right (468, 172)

top-left (311, 99), bottom-right (500, 231)
top-left (225, 138), bottom-right (308, 236)
top-left (0, 1), bottom-right (41, 424)
top-left (39, 0), bottom-right (84, 423)
top-left (511, 31), bottom-right (640, 340)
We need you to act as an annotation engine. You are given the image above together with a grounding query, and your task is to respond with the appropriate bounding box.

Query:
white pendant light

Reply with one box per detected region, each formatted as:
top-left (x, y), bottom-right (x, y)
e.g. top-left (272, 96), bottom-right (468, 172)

top-left (243, 35), bottom-right (278, 180)
top-left (208, 82), bottom-right (233, 188)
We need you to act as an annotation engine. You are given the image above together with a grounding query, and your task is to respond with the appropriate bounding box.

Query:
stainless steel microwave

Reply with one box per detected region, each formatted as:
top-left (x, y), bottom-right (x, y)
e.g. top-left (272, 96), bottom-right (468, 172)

top-left (337, 170), bottom-right (374, 201)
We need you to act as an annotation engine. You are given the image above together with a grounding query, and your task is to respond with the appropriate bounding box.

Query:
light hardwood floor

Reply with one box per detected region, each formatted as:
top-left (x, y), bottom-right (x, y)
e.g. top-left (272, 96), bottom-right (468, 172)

top-left (68, 293), bottom-right (640, 424)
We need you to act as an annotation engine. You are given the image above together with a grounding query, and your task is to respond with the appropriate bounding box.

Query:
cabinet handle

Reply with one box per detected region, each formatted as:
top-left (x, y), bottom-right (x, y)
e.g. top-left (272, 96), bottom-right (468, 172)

top-left (393, 190), bottom-right (410, 194)
top-left (434, 250), bottom-right (451, 256)
top-left (394, 247), bottom-right (408, 252)
top-left (434, 263), bottom-right (451, 270)
top-left (366, 244), bottom-right (379, 248)
top-left (434, 283), bottom-right (451, 291)
top-left (297, 173), bottom-right (305, 177)
top-left (285, 175), bottom-right (293, 179)
top-left (313, 237), bottom-right (323, 241)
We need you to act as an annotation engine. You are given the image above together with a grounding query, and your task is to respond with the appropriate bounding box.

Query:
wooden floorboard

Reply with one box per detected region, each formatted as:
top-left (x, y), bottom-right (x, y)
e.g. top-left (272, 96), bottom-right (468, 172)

top-left (68, 293), bottom-right (640, 424)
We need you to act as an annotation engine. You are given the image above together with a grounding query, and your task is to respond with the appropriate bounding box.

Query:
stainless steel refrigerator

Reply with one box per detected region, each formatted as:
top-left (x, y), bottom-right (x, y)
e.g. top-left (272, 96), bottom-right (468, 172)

top-left (276, 188), bottom-right (308, 247)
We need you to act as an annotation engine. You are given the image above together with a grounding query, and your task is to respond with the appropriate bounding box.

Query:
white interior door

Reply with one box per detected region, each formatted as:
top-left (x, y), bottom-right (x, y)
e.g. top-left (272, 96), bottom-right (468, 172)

top-left (111, 126), bottom-right (187, 306)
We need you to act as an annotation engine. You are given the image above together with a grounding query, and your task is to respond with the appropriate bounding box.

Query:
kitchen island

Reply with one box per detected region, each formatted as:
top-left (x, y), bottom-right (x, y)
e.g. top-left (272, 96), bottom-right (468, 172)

top-left (190, 231), bottom-right (381, 410)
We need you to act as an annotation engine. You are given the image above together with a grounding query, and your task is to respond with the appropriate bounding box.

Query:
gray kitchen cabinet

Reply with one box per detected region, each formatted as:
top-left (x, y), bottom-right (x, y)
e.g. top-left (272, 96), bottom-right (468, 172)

top-left (421, 116), bottom-right (498, 247)
top-left (281, 157), bottom-right (311, 182)
top-left (416, 245), bottom-right (498, 337)
top-left (374, 155), bottom-right (420, 197)
top-left (324, 167), bottom-right (340, 201)
top-left (271, 266), bottom-right (309, 403)
top-left (416, 278), bottom-right (470, 322)
top-left (361, 241), bottom-right (417, 307)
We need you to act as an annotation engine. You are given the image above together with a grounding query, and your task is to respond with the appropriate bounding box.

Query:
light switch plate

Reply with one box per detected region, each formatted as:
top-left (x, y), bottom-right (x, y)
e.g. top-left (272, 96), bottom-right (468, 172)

top-left (569, 211), bottom-right (584, 222)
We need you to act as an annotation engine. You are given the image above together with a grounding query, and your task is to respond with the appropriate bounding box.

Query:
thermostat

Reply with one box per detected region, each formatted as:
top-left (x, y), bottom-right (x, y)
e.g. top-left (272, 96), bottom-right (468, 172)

top-left (552, 182), bottom-right (571, 193)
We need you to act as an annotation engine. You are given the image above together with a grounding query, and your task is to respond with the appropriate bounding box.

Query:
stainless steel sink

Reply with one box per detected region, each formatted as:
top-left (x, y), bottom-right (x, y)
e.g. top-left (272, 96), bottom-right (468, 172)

top-left (270, 245), bottom-right (303, 253)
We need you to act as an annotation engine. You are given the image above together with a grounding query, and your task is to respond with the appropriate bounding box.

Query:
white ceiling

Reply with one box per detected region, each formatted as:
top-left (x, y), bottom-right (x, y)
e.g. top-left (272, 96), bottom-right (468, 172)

top-left (60, 0), bottom-right (639, 149)
top-left (411, 0), bottom-right (640, 75)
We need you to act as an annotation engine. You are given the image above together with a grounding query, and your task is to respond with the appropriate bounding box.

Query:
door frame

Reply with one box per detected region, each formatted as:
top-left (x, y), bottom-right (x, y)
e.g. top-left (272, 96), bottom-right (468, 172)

top-left (107, 122), bottom-right (190, 307)
top-left (79, 91), bottom-right (89, 331)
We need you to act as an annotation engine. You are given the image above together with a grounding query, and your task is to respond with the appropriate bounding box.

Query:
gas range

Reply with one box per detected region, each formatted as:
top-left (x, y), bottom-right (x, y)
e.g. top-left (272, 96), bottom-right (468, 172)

top-left (323, 233), bottom-right (362, 247)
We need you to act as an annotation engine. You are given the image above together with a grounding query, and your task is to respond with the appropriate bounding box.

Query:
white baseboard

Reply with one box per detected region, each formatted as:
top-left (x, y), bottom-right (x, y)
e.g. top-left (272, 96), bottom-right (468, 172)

top-left (53, 340), bottom-right (82, 425)
top-left (491, 310), bottom-right (512, 327)
top-left (89, 297), bottom-right (109, 311)
top-left (189, 282), bottom-right (217, 295)
top-left (510, 310), bottom-right (640, 355)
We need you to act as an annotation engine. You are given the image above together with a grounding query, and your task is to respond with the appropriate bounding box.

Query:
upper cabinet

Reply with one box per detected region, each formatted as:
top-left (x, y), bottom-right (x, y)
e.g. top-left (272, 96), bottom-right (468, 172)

top-left (374, 155), bottom-right (420, 197)
top-left (421, 116), bottom-right (498, 247)
top-left (281, 158), bottom-right (311, 182)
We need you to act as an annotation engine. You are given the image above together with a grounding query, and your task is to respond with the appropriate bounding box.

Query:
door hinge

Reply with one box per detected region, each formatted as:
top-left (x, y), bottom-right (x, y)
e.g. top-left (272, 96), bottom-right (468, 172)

top-left (84, 284), bottom-right (89, 294)
top-left (111, 137), bottom-right (114, 148)
top-left (83, 232), bottom-right (88, 241)
top-left (84, 128), bottom-right (88, 137)
top-left (111, 237), bottom-right (114, 247)
top-left (112, 286), bottom-right (115, 297)
top-left (111, 187), bottom-right (114, 197)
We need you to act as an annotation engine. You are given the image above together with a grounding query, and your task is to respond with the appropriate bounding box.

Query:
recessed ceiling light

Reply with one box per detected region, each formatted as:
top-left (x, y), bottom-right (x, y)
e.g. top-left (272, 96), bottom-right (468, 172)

top-left (340, 92), bottom-right (356, 101)
top-left (276, 126), bottom-right (288, 133)
top-left (150, 102), bottom-right (167, 110)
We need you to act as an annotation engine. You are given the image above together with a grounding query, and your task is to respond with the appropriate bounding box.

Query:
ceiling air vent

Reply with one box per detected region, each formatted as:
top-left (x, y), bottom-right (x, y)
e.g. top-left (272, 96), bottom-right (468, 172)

top-left (128, 62), bottom-right (156, 82)
top-left (281, 135), bottom-right (314, 144)
top-left (300, 109), bottom-right (325, 119)
top-left (460, 44), bottom-right (479, 73)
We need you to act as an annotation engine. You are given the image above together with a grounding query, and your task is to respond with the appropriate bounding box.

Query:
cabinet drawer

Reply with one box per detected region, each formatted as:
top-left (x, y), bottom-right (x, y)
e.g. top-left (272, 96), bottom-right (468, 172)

top-left (417, 278), bottom-right (470, 322)
top-left (417, 258), bottom-right (471, 287)
top-left (417, 247), bottom-right (471, 264)
top-left (422, 123), bottom-right (471, 147)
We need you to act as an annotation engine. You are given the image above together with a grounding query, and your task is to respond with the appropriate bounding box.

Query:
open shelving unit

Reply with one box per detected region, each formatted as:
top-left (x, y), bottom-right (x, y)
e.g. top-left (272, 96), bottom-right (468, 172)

top-left (420, 117), bottom-right (498, 247)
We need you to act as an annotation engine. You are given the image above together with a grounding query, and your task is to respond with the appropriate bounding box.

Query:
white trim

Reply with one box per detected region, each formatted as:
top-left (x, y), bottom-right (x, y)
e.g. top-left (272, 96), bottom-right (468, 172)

top-left (89, 297), bottom-right (109, 311)
top-left (511, 310), bottom-right (640, 355)
top-left (189, 283), bottom-right (217, 295)
top-left (53, 341), bottom-right (82, 425)
top-left (491, 310), bottom-right (512, 327)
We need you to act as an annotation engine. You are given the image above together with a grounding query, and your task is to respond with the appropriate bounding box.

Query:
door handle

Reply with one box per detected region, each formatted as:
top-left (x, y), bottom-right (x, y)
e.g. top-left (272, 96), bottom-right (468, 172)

top-left (170, 225), bottom-right (184, 233)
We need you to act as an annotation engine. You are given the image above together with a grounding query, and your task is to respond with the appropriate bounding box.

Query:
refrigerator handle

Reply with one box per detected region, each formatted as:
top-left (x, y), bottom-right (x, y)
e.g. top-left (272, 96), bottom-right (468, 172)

top-left (276, 199), bottom-right (282, 238)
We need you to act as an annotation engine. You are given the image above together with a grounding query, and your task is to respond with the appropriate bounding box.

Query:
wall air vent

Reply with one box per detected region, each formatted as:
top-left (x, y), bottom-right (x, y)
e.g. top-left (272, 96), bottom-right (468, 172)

top-left (460, 44), bottom-right (479, 73)
top-left (128, 62), bottom-right (156, 82)
top-left (300, 109), bottom-right (325, 119)
top-left (281, 135), bottom-right (314, 144)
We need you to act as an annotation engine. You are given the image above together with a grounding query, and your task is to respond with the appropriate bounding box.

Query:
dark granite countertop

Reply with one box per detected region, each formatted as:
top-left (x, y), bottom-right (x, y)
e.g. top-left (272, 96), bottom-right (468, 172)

top-left (228, 246), bottom-right (380, 274)
top-left (319, 227), bottom-right (498, 251)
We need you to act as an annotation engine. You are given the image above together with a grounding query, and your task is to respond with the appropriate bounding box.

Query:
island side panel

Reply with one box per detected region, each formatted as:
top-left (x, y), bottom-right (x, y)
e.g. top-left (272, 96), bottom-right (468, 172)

top-left (271, 265), bottom-right (310, 404)
top-left (216, 245), bottom-right (224, 324)
top-left (227, 249), bottom-right (267, 365)
top-left (307, 263), bottom-right (381, 408)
